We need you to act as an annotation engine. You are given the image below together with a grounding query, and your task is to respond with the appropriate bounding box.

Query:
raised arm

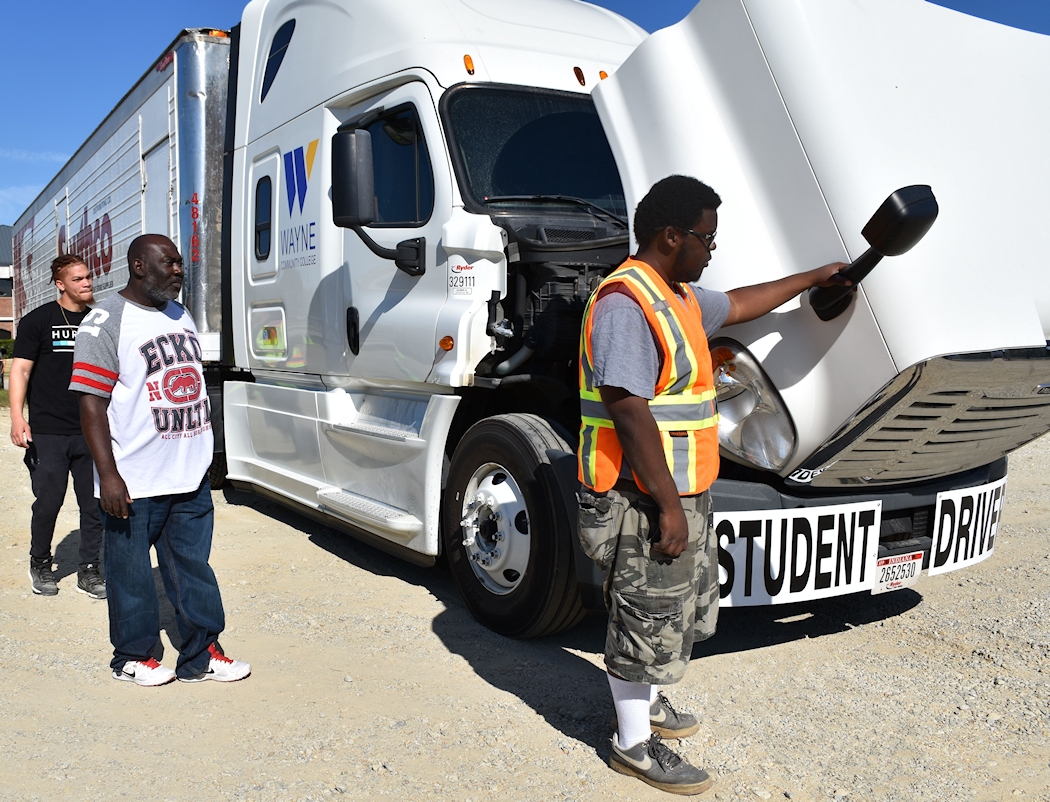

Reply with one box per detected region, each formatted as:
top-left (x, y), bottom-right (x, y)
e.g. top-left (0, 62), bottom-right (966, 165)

top-left (724, 262), bottom-right (849, 327)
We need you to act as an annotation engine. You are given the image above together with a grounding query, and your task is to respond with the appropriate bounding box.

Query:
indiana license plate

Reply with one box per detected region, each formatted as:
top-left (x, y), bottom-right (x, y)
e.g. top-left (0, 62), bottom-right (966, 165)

top-left (871, 550), bottom-right (923, 594)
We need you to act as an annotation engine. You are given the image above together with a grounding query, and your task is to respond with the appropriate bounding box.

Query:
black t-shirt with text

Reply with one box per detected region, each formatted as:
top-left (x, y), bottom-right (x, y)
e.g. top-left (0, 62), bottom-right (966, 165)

top-left (13, 301), bottom-right (90, 435)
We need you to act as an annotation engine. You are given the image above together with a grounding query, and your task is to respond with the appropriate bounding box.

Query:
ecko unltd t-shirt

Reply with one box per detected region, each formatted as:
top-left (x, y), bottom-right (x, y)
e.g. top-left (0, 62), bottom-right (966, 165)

top-left (70, 295), bottom-right (213, 499)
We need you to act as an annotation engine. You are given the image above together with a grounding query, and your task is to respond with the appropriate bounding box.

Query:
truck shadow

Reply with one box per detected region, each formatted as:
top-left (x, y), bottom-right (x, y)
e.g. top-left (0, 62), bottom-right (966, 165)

top-left (694, 589), bottom-right (922, 658)
top-left (219, 486), bottom-right (923, 753)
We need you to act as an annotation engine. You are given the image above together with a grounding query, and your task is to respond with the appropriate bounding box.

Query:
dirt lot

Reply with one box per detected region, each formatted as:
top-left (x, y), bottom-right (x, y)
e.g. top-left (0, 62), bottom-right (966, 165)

top-left (0, 404), bottom-right (1048, 801)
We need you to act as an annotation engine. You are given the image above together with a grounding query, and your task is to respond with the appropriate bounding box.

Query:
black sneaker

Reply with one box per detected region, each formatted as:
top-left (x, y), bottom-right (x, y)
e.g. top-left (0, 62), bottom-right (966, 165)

top-left (29, 557), bottom-right (58, 596)
top-left (77, 565), bottom-right (106, 600)
top-left (609, 732), bottom-right (714, 795)
top-left (650, 692), bottom-right (700, 739)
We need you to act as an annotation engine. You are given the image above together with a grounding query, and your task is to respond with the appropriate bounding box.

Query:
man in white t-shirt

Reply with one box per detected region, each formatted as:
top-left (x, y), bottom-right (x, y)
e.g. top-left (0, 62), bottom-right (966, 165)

top-left (71, 234), bottom-right (250, 687)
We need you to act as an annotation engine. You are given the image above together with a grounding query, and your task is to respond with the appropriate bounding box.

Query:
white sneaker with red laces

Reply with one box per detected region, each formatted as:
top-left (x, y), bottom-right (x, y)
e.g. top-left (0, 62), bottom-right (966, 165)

top-left (178, 643), bottom-right (251, 683)
top-left (113, 658), bottom-right (177, 686)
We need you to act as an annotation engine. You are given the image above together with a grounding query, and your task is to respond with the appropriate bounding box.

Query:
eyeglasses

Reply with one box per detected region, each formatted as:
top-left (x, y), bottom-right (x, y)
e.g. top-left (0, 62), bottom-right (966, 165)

top-left (685, 228), bottom-right (716, 250)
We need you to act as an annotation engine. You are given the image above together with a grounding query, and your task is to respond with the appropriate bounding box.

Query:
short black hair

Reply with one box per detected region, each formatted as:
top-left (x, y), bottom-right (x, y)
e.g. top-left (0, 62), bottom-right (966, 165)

top-left (633, 175), bottom-right (721, 250)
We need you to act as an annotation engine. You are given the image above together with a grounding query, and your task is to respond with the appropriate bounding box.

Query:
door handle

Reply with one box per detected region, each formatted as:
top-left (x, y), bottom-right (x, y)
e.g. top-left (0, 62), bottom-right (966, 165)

top-left (346, 307), bottom-right (360, 355)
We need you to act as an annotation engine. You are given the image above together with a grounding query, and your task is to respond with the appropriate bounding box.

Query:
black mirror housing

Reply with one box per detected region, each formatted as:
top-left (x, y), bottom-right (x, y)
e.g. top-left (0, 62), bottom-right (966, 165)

top-left (862, 184), bottom-right (939, 257)
top-left (331, 127), bottom-right (375, 227)
top-left (810, 184), bottom-right (938, 321)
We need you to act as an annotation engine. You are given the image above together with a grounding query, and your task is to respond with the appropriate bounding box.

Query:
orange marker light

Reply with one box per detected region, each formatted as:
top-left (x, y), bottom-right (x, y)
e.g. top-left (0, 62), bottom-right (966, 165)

top-left (439, 336), bottom-right (455, 351)
top-left (464, 55), bottom-right (475, 75)
top-left (207, 30), bottom-right (229, 38)
top-left (574, 66), bottom-right (586, 86)
top-left (599, 70), bottom-right (609, 80)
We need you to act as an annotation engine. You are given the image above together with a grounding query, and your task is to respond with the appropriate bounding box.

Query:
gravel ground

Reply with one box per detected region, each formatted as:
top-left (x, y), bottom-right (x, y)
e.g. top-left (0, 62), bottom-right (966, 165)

top-left (0, 404), bottom-right (1047, 801)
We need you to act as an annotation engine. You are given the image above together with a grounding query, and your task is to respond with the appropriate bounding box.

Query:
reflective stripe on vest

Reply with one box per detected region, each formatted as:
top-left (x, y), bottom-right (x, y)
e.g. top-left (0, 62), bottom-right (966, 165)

top-left (578, 259), bottom-right (720, 495)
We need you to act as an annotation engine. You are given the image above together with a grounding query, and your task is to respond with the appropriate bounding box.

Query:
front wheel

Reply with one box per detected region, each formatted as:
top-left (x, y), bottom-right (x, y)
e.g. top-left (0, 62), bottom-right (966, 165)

top-left (443, 414), bottom-right (584, 638)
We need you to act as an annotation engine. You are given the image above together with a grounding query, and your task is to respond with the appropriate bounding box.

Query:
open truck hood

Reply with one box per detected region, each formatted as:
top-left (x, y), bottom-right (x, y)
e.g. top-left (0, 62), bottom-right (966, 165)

top-left (594, 0), bottom-right (1050, 481)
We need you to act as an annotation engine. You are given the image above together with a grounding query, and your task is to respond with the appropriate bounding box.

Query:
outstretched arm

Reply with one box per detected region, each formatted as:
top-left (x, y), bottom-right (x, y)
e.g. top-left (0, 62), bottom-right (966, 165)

top-left (724, 262), bottom-right (850, 327)
top-left (79, 393), bottom-right (132, 519)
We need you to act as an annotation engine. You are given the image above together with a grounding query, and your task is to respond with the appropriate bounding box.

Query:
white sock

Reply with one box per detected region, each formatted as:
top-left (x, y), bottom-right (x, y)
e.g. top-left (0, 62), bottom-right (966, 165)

top-left (608, 672), bottom-right (652, 749)
top-left (650, 683), bottom-right (658, 704)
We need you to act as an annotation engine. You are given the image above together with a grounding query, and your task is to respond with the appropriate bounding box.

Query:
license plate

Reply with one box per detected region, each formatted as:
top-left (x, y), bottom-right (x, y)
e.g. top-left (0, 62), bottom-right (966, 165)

top-left (872, 550), bottom-right (923, 594)
top-left (928, 476), bottom-right (1006, 576)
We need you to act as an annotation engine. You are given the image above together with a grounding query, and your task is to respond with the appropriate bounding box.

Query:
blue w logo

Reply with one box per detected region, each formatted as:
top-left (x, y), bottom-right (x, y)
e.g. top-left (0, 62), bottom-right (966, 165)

top-left (283, 139), bottom-right (318, 215)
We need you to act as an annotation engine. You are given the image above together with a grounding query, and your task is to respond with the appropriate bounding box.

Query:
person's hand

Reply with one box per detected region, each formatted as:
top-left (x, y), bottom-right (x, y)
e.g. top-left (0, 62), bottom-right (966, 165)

top-left (10, 418), bottom-right (31, 448)
top-left (99, 473), bottom-right (133, 519)
top-left (652, 504), bottom-right (690, 559)
top-left (811, 261), bottom-right (852, 288)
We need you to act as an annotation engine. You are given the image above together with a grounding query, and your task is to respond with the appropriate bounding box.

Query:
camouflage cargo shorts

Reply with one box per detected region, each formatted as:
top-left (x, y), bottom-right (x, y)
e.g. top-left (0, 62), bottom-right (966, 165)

top-left (577, 482), bottom-right (717, 685)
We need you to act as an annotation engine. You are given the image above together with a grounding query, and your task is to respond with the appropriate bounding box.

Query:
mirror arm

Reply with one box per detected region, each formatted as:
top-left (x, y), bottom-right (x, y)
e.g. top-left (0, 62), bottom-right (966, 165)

top-left (349, 225), bottom-right (425, 277)
top-left (350, 224), bottom-right (398, 260)
top-left (809, 247), bottom-right (883, 321)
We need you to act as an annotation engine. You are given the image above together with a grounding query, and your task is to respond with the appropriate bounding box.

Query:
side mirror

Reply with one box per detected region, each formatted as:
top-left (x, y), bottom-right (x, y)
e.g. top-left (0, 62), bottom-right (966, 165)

top-left (861, 184), bottom-right (939, 256)
top-left (330, 121), bottom-right (425, 277)
top-left (810, 185), bottom-right (938, 321)
top-left (331, 127), bottom-right (375, 227)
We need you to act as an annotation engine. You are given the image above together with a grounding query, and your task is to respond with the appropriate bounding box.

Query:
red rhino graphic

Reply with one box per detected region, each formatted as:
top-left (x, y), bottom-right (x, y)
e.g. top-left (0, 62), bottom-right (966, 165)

top-left (162, 367), bottom-right (202, 404)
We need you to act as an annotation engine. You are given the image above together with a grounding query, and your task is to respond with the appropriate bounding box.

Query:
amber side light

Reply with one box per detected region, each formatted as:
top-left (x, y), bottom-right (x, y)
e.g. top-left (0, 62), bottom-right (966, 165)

top-left (439, 336), bottom-right (455, 352)
top-left (599, 70), bottom-right (609, 80)
top-left (574, 66), bottom-right (586, 86)
top-left (464, 55), bottom-right (475, 75)
top-left (207, 30), bottom-right (229, 38)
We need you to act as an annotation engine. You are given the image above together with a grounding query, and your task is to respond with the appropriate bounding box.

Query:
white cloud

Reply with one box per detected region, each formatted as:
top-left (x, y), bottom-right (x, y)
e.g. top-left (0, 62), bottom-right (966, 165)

top-left (0, 185), bottom-right (45, 227)
top-left (0, 148), bottom-right (69, 164)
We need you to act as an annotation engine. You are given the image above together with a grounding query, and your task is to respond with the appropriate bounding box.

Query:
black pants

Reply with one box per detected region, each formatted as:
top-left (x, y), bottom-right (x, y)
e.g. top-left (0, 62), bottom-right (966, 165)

top-left (26, 433), bottom-right (103, 569)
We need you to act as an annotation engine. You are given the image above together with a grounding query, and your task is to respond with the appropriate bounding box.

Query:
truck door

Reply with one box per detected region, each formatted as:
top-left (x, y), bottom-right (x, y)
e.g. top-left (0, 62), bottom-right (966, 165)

top-left (339, 82), bottom-right (451, 381)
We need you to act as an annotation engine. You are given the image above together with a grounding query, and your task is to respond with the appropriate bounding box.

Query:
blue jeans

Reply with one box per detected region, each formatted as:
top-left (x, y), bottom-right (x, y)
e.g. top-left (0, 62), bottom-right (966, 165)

top-left (102, 478), bottom-right (225, 678)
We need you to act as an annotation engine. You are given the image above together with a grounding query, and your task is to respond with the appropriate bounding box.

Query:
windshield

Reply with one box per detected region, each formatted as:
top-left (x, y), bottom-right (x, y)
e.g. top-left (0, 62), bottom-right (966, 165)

top-left (441, 85), bottom-right (627, 219)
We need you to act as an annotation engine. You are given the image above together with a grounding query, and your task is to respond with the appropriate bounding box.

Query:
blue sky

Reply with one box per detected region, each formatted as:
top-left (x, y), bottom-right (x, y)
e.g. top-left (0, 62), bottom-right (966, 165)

top-left (1, 0), bottom-right (1048, 226)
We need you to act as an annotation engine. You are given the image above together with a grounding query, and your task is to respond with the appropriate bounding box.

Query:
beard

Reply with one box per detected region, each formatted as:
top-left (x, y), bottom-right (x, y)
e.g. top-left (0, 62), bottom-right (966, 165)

top-left (142, 270), bottom-right (181, 304)
top-left (672, 249), bottom-right (705, 284)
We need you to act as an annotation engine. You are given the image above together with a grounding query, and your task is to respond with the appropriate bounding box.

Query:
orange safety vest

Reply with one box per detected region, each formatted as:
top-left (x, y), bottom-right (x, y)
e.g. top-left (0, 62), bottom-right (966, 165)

top-left (578, 258), bottom-right (719, 495)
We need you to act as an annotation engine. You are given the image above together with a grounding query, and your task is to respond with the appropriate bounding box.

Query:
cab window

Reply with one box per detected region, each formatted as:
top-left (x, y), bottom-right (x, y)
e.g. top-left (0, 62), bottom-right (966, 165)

top-left (366, 105), bottom-right (434, 226)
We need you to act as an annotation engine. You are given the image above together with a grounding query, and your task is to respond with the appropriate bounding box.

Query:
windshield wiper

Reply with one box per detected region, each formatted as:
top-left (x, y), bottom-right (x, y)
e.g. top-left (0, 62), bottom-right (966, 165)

top-left (483, 194), bottom-right (628, 229)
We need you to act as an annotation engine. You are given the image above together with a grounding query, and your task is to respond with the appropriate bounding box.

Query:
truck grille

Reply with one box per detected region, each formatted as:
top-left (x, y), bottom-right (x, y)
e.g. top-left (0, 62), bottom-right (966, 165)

top-left (798, 348), bottom-right (1050, 487)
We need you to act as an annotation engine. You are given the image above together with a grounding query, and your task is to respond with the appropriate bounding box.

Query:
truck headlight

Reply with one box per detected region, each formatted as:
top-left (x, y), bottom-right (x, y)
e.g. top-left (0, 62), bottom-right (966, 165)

top-left (709, 338), bottom-right (796, 471)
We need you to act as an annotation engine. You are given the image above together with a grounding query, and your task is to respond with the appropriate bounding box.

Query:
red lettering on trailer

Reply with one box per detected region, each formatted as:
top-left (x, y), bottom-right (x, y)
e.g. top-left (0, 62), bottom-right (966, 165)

top-left (189, 192), bottom-right (201, 263)
top-left (60, 208), bottom-right (112, 278)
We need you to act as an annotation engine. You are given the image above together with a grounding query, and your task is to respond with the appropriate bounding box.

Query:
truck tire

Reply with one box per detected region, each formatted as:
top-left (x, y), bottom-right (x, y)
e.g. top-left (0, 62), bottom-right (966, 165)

top-left (208, 453), bottom-right (228, 489)
top-left (443, 413), bottom-right (585, 638)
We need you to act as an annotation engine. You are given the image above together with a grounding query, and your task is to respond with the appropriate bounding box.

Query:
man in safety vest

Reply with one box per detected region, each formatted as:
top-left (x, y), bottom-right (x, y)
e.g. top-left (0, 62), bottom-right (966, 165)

top-left (578, 175), bottom-right (848, 795)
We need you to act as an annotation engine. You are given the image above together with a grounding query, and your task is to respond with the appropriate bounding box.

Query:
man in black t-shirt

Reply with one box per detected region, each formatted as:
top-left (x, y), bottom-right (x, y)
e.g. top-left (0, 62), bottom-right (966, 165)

top-left (11, 254), bottom-right (105, 599)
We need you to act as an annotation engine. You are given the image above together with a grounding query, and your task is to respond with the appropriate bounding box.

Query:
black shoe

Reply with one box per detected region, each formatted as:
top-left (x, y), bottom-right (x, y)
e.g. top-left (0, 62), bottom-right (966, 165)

top-left (77, 564), bottom-right (106, 600)
top-left (610, 732), bottom-right (714, 795)
top-left (29, 557), bottom-right (58, 596)
top-left (650, 692), bottom-right (700, 739)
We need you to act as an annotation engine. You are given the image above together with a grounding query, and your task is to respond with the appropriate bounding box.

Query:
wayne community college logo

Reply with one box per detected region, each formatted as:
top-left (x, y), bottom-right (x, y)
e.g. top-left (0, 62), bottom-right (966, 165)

top-left (284, 139), bottom-right (319, 215)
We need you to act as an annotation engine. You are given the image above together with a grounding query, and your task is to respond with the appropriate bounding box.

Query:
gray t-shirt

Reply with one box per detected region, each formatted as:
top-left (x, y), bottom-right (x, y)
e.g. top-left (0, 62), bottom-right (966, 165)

top-left (590, 283), bottom-right (729, 399)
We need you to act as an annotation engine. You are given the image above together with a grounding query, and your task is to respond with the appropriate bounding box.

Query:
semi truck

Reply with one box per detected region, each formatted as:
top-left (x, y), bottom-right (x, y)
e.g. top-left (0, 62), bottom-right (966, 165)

top-left (13, 0), bottom-right (1050, 637)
